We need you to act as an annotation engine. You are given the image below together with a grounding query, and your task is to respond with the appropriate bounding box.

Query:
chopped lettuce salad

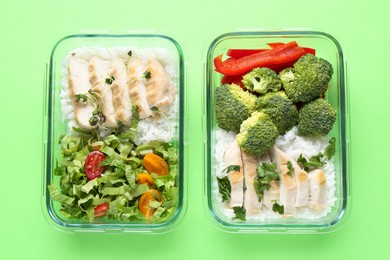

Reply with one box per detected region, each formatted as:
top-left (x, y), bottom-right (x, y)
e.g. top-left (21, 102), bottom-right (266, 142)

top-left (49, 107), bottom-right (179, 223)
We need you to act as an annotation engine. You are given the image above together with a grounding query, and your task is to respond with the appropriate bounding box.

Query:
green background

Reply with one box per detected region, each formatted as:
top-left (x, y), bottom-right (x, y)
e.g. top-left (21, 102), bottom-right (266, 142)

top-left (1, 0), bottom-right (389, 259)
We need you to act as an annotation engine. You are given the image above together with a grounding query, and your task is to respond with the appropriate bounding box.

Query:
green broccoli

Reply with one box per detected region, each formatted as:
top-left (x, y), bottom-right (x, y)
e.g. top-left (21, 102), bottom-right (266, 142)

top-left (236, 111), bottom-right (278, 155)
top-left (297, 98), bottom-right (336, 136)
top-left (255, 91), bottom-right (298, 134)
top-left (242, 68), bottom-right (282, 94)
top-left (215, 84), bottom-right (257, 133)
top-left (280, 54), bottom-right (333, 103)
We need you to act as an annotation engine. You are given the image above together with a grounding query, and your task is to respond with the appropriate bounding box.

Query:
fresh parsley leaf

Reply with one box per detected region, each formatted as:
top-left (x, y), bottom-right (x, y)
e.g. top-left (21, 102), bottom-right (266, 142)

top-left (151, 106), bottom-right (159, 112)
top-left (143, 70), bottom-right (152, 79)
top-left (217, 176), bottom-right (231, 202)
top-left (232, 206), bottom-right (246, 221)
top-left (272, 203), bottom-right (284, 214)
top-left (253, 162), bottom-right (279, 202)
top-left (286, 161), bottom-right (294, 177)
top-left (325, 137), bottom-right (336, 159)
top-left (223, 165), bottom-right (240, 173)
top-left (75, 94), bottom-right (88, 102)
top-left (298, 153), bottom-right (324, 171)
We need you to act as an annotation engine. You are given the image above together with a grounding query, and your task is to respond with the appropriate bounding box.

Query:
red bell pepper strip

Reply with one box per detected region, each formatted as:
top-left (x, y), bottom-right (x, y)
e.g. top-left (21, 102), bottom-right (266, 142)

top-left (267, 42), bottom-right (315, 55)
top-left (214, 41), bottom-right (306, 76)
top-left (226, 49), bottom-right (267, 59)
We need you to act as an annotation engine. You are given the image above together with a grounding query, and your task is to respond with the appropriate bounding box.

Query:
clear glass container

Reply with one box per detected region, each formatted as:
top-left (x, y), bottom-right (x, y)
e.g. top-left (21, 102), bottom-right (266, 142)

top-left (204, 30), bottom-right (350, 233)
top-left (42, 32), bottom-right (187, 233)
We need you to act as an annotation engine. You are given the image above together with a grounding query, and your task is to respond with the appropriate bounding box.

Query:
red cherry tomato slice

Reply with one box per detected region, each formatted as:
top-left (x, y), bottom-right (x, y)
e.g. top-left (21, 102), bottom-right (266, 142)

top-left (94, 203), bottom-right (109, 218)
top-left (85, 151), bottom-right (106, 180)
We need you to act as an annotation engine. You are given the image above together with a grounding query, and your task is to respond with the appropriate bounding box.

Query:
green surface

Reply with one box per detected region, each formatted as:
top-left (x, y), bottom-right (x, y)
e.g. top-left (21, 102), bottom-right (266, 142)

top-left (1, 0), bottom-right (389, 259)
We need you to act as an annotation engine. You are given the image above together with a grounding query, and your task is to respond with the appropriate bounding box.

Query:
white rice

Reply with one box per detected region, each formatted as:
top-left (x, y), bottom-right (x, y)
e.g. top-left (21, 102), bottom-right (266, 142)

top-left (60, 46), bottom-right (178, 144)
top-left (214, 126), bottom-right (336, 220)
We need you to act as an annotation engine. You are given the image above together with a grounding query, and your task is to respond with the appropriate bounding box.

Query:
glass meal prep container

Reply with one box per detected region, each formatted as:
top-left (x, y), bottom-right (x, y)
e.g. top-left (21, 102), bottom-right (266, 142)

top-left (203, 30), bottom-right (350, 233)
top-left (42, 32), bottom-right (187, 233)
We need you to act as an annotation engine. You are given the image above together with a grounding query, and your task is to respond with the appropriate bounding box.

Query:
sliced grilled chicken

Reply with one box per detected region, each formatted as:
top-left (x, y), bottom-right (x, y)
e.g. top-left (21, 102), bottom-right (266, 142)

top-left (224, 139), bottom-right (244, 208)
top-left (144, 58), bottom-right (175, 114)
top-left (308, 169), bottom-right (327, 210)
top-left (294, 167), bottom-right (309, 208)
top-left (88, 56), bottom-right (117, 128)
top-left (262, 180), bottom-right (280, 210)
top-left (110, 58), bottom-right (133, 125)
top-left (242, 151), bottom-right (260, 215)
top-left (127, 57), bottom-right (153, 119)
top-left (270, 147), bottom-right (297, 217)
top-left (68, 54), bottom-right (96, 130)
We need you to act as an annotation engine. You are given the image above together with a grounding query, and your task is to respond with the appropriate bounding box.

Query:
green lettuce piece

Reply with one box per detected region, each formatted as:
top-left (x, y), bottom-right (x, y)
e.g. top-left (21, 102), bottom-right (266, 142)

top-left (101, 185), bottom-right (130, 196)
top-left (129, 184), bottom-right (149, 198)
top-left (48, 183), bottom-right (75, 205)
top-left (81, 179), bottom-right (98, 193)
top-left (60, 135), bottom-right (81, 156)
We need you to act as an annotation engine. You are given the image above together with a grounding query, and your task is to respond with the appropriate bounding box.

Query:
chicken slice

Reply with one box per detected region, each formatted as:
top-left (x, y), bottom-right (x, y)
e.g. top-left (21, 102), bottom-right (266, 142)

top-left (308, 169), bottom-right (327, 210)
top-left (270, 147), bottom-right (297, 217)
top-left (88, 56), bottom-right (117, 128)
top-left (144, 58), bottom-right (175, 114)
top-left (110, 58), bottom-right (133, 125)
top-left (242, 151), bottom-right (260, 215)
top-left (262, 180), bottom-right (280, 210)
top-left (127, 57), bottom-right (153, 119)
top-left (68, 54), bottom-right (96, 130)
top-left (224, 139), bottom-right (244, 208)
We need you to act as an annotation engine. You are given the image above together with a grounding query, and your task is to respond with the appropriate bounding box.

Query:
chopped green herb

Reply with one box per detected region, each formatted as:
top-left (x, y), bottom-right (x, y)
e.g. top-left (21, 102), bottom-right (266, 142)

top-left (298, 153), bottom-right (324, 172)
top-left (75, 94), bottom-right (88, 102)
top-left (272, 202), bottom-right (284, 214)
top-left (143, 70), bottom-right (152, 80)
top-left (223, 165), bottom-right (240, 173)
top-left (105, 76), bottom-right (115, 85)
top-left (325, 137), bottom-right (336, 159)
top-left (233, 206), bottom-right (246, 221)
top-left (286, 161), bottom-right (294, 177)
top-left (217, 176), bottom-right (231, 202)
top-left (253, 162), bottom-right (279, 202)
top-left (127, 50), bottom-right (132, 57)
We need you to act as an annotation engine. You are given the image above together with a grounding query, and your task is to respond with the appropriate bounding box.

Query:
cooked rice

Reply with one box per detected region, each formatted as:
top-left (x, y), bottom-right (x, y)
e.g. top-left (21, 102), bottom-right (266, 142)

top-left (214, 126), bottom-right (336, 220)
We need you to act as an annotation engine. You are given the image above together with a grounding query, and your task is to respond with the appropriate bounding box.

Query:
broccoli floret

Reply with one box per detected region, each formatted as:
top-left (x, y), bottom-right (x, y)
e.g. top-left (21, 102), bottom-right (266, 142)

top-left (280, 54), bottom-right (333, 103)
top-left (242, 68), bottom-right (282, 94)
top-left (215, 84), bottom-right (257, 133)
top-left (255, 91), bottom-right (298, 134)
top-left (236, 111), bottom-right (278, 155)
top-left (298, 98), bottom-right (336, 136)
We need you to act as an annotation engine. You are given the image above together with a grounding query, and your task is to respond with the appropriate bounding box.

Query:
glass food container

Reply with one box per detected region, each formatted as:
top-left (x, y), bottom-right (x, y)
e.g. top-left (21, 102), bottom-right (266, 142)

top-left (204, 30), bottom-right (350, 233)
top-left (42, 32), bottom-right (187, 233)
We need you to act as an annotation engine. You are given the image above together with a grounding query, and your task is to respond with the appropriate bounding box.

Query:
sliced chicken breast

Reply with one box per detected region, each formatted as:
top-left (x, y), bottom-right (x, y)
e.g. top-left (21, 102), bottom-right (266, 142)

top-left (88, 56), bottom-right (117, 128)
top-left (270, 147), bottom-right (297, 217)
top-left (144, 58), bottom-right (175, 114)
top-left (224, 139), bottom-right (244, 208)
top-left (127, 57), bottom-right (153, 119)
top-left (242, 151), bottom-right (260, 215)
top-left (68, 54), bottom-right (96, 130)
top-left (308, 169), bottom-right (327, 210)
top-left (110, 58), bottom-right (133, 125)
top-left (262, 180), bottom-right (280, 210)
